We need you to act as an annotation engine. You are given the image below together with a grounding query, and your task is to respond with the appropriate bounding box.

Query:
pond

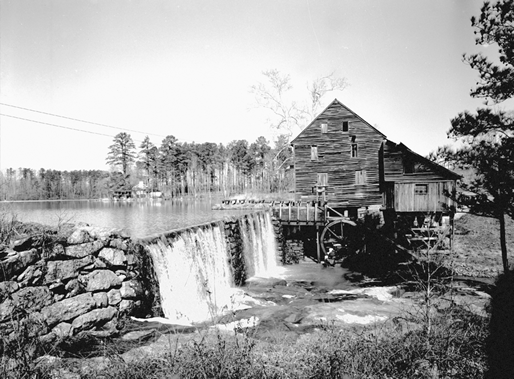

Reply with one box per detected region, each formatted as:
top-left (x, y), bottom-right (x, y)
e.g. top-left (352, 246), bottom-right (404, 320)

top-left (1, 198), bottom-right (246, 237)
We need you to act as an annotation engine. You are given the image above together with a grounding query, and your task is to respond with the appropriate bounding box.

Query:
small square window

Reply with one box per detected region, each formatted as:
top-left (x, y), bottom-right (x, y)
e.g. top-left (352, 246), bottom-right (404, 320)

top-left (415, 184), bottom-right (428, 195)
top-left (311, 146), bottom-right (318, 161)
top-left (342, 121), bottom-right (349, 132)
top-left (320, 123), bottom-right (328, 134)
top-left (317, 173), bottom-right (328, 186)
top-left (355, 170), bottom-right (366, 185)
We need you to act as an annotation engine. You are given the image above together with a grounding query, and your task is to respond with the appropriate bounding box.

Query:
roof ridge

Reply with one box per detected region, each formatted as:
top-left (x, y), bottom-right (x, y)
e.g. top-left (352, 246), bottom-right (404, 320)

top-left (291, 98), bottom-right (386, 143)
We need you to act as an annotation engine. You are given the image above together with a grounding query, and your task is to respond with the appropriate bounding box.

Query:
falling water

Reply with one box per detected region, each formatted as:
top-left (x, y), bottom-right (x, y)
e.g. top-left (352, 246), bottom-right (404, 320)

top-left (239, 212), bottom-right (279, 277)
top-left (144, 221), bottom-right (235, 324)
top-left (144, 212), bottom-right (279, 324)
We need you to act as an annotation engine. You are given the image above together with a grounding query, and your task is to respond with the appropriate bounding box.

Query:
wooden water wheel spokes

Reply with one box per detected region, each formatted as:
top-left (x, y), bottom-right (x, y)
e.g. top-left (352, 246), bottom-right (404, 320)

top-left (319, 219), bottom-right (360, 261)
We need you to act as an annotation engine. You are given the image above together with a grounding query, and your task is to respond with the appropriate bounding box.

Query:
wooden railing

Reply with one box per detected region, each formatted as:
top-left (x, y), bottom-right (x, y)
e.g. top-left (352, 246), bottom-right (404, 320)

top-left (216, 199), bottom-right (331, 225)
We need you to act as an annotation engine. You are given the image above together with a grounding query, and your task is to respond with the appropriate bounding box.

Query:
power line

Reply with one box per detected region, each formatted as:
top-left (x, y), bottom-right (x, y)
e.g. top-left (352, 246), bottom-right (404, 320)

top-left (0, 113), bottom-right (144, 143)
top-left (0, 102), bottom-right (166, 138)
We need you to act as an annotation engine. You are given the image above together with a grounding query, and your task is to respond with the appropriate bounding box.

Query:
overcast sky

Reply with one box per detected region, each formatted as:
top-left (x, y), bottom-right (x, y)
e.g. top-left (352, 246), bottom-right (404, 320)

top-left (0, 0), bottom-right (503, 171)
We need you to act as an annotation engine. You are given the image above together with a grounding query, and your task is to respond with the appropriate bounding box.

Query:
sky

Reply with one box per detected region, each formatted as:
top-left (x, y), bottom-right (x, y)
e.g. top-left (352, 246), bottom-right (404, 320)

top-left (0, 0), bottom-right (507, 171)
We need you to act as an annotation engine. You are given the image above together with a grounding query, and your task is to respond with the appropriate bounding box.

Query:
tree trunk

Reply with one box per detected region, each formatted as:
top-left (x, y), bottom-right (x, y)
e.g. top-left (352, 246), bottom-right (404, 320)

top-left (499, 210), bottom-right (509, 273)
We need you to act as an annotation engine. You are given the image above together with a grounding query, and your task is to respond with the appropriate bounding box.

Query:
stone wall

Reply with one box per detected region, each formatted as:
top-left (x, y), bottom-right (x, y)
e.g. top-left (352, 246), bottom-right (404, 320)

top-left (284, 240), bottom-right (304, 264)
top-left (271, 217), bottom-right (286, 263)
top-left (0, 224), bottom-right (146, 341)
top-left (223, 218), bottom-right (247, 286)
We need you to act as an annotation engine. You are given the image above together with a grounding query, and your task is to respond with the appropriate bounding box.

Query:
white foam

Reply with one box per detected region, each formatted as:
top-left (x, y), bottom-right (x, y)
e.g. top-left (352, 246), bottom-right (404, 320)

top-left (336, 313), bottom-right (388, 324)
top-left (329, 286), bottom-right (397, 302)
top-left (212, 316), bottom-right (260, 332)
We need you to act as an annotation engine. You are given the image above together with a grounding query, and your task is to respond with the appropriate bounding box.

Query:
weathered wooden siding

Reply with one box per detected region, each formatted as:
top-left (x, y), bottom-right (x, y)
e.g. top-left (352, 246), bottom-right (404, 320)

top-left (292, 100), bottom-right (384, 207)
top-left (383, 141), bottom-right (459, 182)
top-left (383, 182), bottom-right (395, 209)
top-left (291, 100), bottom-right (459, 212)
top-left (394, 181), bottom-right (455, 212)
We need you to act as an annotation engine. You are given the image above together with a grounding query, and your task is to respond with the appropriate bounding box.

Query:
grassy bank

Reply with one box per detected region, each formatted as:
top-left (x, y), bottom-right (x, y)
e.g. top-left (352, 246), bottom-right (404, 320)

top-left (452, 213), bottom-right (514, 278)
top-left (26, 303), bottom-right (486, 379)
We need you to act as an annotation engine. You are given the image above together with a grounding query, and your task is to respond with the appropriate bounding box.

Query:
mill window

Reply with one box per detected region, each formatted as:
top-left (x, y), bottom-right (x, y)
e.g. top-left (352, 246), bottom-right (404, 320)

top-left (317, 173), bottom-right (328, 186)
top-left (311, 146), bottom-right (318, 161)
top-left (342, 121), bottom-right (349, 132)
top-left (351, 136), bottom-right (358, 158)
top-left (355, 170), bottom-right (367, 185)
top-left (415, 184), bottom-right (428, 195)
top-left (320, 123), bottom-right (328, 134)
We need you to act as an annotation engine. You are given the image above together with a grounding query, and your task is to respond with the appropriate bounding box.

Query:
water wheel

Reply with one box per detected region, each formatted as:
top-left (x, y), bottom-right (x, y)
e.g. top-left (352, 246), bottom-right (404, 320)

top-left (319, 219), bottom-right (362, 263)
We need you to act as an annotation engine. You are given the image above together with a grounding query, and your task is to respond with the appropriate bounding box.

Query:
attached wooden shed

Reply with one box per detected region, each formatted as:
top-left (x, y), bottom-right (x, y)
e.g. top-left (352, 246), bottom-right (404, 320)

top-left (381, 140), bottom-right (460, 213)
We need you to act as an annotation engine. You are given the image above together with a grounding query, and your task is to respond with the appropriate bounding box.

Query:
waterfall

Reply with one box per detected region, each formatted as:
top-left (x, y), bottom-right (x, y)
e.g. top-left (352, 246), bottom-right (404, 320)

top-left (143, 211), bottom-right (279, 324)
top-left (145, 222), bottom-right (235, 324)
top-left (239, 212), bottom-right (279, 278)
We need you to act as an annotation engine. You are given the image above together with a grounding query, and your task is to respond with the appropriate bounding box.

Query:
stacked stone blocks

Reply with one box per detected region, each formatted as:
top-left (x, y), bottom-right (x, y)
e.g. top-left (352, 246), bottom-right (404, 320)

top-left (0, 225), bottom-right (144, 340)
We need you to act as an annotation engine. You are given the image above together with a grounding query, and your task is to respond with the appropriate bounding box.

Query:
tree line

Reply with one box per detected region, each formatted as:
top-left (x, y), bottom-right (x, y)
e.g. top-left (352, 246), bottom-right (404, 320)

top-left (0, 169), bottom-right (109, 200)
top-left (0, 134), bottom-right (293, 201)
top-left (106, 133), bottom-right (293, 198)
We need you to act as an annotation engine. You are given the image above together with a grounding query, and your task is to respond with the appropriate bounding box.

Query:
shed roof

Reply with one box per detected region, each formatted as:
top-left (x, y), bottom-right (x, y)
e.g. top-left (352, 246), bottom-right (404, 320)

top-left (385, 139), bottom-right (461, 180)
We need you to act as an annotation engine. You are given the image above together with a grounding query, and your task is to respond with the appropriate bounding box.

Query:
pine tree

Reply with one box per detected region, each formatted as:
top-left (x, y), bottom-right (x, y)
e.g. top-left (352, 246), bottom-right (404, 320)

top-left (449, 0), bottom-right (514, 272)
top-left (106, 132), bottom-right (136, 176)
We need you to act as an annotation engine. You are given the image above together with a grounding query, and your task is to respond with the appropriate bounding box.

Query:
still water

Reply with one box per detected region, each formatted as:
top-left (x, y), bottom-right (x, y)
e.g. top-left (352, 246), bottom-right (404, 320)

top-left (1, 198), bottom-right (245, 237)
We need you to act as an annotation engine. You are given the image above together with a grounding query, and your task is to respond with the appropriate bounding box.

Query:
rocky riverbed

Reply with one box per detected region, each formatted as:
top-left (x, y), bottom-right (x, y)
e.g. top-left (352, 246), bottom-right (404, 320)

top-left (41, 260), bottom-right (491, 378)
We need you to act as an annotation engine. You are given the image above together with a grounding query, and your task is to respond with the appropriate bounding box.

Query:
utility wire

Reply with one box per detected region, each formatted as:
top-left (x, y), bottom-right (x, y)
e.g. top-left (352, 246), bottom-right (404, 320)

top-left (0, 113), bottom-right (144, 144)
top-left (0, 102), bottom-right (166, 138)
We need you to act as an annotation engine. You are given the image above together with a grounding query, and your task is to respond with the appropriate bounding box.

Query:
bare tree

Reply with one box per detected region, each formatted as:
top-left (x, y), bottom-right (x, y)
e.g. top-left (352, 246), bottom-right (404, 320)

top-left (307, 72), bottom-right (348, 118)
top-left (251, 69), bottom-right (348, 140)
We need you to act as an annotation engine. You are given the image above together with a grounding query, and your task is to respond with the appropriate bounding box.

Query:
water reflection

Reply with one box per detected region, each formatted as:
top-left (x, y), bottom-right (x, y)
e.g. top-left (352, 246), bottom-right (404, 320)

top-left (2, 198), bottom-right (246, 237)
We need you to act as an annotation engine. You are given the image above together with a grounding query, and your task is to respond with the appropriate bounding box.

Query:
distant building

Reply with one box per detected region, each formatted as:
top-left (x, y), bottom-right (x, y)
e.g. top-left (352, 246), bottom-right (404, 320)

top-left (133, 181), bottom-right (148, 198)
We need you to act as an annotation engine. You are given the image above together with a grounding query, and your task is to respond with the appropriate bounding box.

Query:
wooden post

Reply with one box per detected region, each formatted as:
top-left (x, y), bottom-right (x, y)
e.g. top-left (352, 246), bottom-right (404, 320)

top-left (288, 202), bottom-right (292, 221)
top-left (449, 210), bottom-right (455, 253)
top-left (307, 202), bottom-right (310, 222)
top-left (279, 202), bottom-right (282, 219)
top-left (316, 226), bottom-right (321, 264)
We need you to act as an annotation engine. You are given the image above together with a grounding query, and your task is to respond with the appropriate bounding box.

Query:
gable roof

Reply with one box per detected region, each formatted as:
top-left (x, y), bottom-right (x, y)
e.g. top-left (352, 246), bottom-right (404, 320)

top-left (290, 98), bottom-right (386, 144)
top-left (385, 139), bottom-right (461, 180)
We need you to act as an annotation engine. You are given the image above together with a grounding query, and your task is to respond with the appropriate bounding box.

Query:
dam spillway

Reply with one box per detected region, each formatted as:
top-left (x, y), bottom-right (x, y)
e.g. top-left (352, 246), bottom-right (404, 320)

top-left (139, 211), bottom-right (279, 324)
top-left (239, 212), bottom-right (279, 278)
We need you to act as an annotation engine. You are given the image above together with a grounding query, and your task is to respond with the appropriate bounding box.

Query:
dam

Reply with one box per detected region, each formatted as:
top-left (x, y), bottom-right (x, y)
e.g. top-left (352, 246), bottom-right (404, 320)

top-left (138, 211), bottom-right (280, 323)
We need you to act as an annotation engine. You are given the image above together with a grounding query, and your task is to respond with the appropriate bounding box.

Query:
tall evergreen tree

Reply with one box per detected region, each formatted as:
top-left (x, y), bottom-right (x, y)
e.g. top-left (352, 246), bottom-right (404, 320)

top-left (137, 136), bottom-right (158, 189)
top-left (106, 132), bottom-right (136, 176)
top-left (448, 0), bottom-right (514, 273)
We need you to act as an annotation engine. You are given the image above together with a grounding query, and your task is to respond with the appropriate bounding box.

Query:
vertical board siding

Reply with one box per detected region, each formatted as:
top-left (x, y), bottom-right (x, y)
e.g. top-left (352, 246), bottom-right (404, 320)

top-left (382, 140), bottom-right (458, 211)
top-left (394, 181), bottom-right (455, 212)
